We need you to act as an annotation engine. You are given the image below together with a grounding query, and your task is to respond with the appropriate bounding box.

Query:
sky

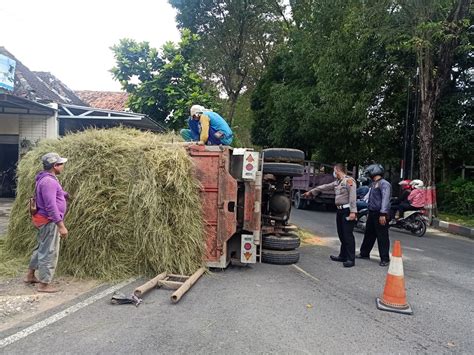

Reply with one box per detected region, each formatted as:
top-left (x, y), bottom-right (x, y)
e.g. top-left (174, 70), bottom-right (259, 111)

top-left (0, 0), bottom-right (180, 91)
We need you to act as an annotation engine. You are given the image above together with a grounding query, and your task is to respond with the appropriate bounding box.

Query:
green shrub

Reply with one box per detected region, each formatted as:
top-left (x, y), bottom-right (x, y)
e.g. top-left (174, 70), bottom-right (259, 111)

top-left (437, 178), bottom-right (474, 216)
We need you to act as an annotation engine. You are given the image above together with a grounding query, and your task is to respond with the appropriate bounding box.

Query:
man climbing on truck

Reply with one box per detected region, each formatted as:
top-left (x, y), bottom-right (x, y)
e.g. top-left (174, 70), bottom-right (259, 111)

top-left (180, 105), bottom-right (233, 145)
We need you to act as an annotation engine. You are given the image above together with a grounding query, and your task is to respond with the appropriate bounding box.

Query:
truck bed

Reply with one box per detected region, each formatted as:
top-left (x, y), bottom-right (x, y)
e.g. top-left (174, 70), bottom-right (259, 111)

top-left (292, 162), bottom-right (336, 205)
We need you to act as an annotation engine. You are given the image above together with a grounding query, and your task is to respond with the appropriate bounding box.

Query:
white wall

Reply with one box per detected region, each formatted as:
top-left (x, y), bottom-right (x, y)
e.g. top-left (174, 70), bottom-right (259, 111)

top-left (1, 113), bottom-right (58, 140)
top-left (19, 115), bottom-right (48, 144)
top-left (45, 104), bottom-right (59, 139)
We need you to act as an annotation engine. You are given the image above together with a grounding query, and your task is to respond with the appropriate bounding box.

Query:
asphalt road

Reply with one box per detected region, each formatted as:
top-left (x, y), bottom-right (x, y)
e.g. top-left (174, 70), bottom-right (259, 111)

top-left (1, 208), bottom-right (473, 354)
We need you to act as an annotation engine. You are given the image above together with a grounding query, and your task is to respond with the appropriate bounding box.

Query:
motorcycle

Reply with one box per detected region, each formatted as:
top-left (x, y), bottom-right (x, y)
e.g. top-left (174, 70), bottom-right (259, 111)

top-left (355, 206), bottom-right (428, 237)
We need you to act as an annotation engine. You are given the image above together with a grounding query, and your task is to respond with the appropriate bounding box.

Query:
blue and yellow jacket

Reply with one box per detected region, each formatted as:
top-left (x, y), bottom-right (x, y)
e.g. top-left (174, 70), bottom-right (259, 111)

top-left (199, 111), bottom-right (233, 145)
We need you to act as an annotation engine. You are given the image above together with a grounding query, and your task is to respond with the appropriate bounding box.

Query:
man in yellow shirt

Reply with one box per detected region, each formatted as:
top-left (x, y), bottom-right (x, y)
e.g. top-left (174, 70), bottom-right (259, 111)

top-left (180, 105), bottom-right (233, 145)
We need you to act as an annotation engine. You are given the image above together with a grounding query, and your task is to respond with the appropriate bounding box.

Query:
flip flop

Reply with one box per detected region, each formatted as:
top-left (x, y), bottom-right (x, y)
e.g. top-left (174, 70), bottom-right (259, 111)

top-left (23, 279), bottom-right (40, 284)
top-left (37, 286), bottom-right (60, 293)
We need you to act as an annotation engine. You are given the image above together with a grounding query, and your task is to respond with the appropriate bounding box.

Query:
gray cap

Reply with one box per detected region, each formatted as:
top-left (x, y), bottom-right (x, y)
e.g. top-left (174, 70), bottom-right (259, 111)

top-left (42, 152), bottom-right (68, 168)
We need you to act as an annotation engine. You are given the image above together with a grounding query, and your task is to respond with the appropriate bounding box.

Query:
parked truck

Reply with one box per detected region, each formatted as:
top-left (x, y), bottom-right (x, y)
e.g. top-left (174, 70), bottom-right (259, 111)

top-left (185, 145), bottom-right (304, 268)
top-left (292, 161), bottom-right (336, 209)
top-left (291, 161), bottom-right (357, 210)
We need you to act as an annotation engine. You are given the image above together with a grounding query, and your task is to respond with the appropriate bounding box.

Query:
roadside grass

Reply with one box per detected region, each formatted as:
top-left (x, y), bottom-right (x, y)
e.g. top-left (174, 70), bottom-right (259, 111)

top-left (437, 213), bottom-right (474, 228)
top-left (0, 238), bottom-right (27, 279)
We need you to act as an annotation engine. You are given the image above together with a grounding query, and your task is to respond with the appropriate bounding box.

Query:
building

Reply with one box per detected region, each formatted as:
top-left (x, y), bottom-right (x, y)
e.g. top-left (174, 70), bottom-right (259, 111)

top-left (0, 47), bottom-right (165, 197)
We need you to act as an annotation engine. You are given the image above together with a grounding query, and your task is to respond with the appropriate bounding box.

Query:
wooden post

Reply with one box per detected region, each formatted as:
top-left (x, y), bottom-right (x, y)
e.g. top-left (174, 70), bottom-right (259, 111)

top-left (134, 272), bottom-right (167, 298)
top-left (170, 268), bottom-right (206, 303)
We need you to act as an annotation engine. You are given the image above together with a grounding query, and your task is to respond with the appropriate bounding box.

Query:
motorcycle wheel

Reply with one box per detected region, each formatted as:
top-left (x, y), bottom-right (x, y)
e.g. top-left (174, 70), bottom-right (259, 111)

top-left (410, 216), bottom-right (427, 237)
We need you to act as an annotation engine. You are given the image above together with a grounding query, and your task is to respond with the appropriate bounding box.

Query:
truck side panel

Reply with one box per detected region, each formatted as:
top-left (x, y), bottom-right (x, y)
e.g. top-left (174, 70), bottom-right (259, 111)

top-left (187, 146), bottom-right (238, 266)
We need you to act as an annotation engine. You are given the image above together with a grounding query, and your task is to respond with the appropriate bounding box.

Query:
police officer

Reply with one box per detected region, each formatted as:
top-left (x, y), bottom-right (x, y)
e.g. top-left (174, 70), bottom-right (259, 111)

top-left (357, 164), bottom-right (392, 266)
top-left (303, 163), bottom-right (357, 267)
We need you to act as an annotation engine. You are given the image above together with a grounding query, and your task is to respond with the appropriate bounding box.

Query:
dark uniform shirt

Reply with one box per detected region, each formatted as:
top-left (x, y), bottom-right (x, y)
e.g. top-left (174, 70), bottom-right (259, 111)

top-left (367, 178), bottom-right (391, 214)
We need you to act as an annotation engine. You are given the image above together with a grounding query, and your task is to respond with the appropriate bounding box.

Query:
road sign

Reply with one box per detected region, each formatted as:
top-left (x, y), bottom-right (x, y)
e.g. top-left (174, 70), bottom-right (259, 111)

top-left (242, 151), bottom-right (259, 180)
top-left (241, 234), bottom-right (256, 263)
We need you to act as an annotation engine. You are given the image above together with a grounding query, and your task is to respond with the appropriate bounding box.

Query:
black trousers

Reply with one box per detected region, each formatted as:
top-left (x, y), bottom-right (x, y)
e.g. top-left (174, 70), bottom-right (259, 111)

top-left (398, 201), bottom-right (419, 215)
top-left (336, 208), bottom-right (356, 261)
top-left (360, 211), bottom-right (390, 262)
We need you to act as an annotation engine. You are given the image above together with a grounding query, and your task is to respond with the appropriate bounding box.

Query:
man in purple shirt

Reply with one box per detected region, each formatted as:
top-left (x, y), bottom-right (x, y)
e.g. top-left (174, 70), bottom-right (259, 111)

top-left (25, 153), bottom-right (69, 293)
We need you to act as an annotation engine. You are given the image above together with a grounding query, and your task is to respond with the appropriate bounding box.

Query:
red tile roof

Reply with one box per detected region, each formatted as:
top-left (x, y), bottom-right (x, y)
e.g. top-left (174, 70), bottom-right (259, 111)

top-left (76, 91), bottom-right (129, 111)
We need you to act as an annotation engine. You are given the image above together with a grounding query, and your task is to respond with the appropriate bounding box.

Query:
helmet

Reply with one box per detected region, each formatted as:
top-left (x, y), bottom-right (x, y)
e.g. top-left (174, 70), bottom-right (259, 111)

top-left (410, 179), bottom-right (424, 189)
top-left (190, 105), bottom-right (205, 117)
top-left (398, 179), bottom-right (412, 190)
top-left (364, 164), bottom-right (384, 178)
top-left (358, 176), bottom-right (370, 186)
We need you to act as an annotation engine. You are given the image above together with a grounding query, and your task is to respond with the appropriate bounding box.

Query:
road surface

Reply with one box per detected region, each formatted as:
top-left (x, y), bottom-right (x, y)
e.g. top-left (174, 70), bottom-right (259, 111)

top-left (1, 208), bottom-right (473, 353)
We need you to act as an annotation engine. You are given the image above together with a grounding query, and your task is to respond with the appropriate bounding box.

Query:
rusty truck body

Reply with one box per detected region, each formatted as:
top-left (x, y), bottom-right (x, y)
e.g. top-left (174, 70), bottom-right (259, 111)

top-left (185, 145), bottom-right (304, 268)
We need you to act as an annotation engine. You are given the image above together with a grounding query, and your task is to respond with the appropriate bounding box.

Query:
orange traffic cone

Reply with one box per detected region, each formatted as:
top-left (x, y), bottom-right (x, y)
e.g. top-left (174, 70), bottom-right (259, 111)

top-left (376, 240), bottom-right (413, 315)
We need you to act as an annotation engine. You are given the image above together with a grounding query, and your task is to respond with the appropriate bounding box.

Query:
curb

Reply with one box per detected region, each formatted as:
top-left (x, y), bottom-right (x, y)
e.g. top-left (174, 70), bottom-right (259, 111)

top-left (432, 219), bottom-right (474, 240)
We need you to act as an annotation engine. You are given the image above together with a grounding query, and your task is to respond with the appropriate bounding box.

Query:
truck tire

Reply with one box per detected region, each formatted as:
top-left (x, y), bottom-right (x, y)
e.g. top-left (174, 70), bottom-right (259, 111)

top-left (294, 190), bottom-right (307, 209)
top-left (263, 148), bottom-right (305, 164)
top-left (262, 162), bottom-right (304, 177)
top-left (262, 233), bottom-right (301, 251)
top-left (261, 249), bottom-right (300, 265)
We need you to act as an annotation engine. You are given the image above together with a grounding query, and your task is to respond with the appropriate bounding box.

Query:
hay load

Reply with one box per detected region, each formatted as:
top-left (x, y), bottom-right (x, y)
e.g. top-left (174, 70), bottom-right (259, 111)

top-left (6, 128), bottom-right (205, 280)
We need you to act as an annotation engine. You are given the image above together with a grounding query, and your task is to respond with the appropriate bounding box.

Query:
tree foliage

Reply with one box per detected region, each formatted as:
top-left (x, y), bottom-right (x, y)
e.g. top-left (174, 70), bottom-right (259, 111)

top-left (111, 30), bottom-right (218, 130)
top-left (399, 0), bottom-right (471, 214)
top-left (253, 1), bottom-right (411, 164)
top-left (169, 0), bottom-right (288, 125)
top-left (251, 0), bottom-right (472, 175)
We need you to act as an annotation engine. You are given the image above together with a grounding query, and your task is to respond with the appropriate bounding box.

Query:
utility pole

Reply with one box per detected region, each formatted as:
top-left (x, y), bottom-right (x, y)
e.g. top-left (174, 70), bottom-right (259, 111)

top-left (410, 67), bottom-right (420, 180)
top-left (402, 78), bottom-right (411, 180)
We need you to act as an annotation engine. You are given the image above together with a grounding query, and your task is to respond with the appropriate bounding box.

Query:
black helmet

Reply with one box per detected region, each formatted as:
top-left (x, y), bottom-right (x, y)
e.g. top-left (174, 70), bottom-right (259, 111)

top-left (364, 164), bottom-right (384, 178)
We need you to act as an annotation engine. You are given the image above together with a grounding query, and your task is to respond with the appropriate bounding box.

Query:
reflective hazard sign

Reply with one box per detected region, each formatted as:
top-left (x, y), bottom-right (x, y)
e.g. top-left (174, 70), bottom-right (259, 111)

top-left (242, 152), bottom-right (259, 180)
top-left (241, 234), bottom-right (256, 263)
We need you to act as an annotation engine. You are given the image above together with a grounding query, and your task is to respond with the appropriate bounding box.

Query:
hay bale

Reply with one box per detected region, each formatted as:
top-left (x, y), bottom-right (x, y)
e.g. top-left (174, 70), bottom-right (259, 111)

top-left (6, 128), bottom-right (205, 280)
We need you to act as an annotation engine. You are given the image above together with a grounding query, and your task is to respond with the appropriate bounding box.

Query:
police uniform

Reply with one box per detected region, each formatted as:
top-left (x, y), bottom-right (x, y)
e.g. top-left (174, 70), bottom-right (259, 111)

top-left (309, 175), bottom-right (357, 263)
top-left (359, 178), bottom-right (392, 264)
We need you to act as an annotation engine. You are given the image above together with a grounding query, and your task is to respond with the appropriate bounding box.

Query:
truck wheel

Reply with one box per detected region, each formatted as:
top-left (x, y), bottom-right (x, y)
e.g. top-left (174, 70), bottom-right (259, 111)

top-left (263, 148), bottom-right (305, 164)
top-left (262, 162), bottom-right (304, 177)
top-left (262, 233), bottom-right (301, 251)
top-left (294, 191), bottom-right (306, 209)
top-left (261, 249), bottom-right (300, 265)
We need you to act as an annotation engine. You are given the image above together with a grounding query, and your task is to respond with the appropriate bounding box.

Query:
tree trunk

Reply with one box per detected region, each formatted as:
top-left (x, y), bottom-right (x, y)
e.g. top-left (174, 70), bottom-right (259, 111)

top-left (415, 0), bottom-right (471, 221)
top-left (227, 92), bottom-right (239, 127)
top-left (418, 79), bottom-right (437, 219)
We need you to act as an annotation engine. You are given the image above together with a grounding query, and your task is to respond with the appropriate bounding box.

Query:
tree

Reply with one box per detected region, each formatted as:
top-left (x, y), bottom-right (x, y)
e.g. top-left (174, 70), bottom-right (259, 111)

top-left (169, 0), bottom-right (288, 126)
top-left (435, 31), bottom-right (474, 181)
top-left (110, 30), bottom-right (218, 130)
top-left (252, 0), bottom-right (411, 164)
top-left (402, 0), bottom-right (471, 217)
top-left (252, 0), bottom-right (472, 185)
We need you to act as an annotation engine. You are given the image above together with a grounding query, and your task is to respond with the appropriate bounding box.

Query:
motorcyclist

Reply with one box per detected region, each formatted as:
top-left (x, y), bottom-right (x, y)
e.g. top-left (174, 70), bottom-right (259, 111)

top-left (356, 176), bottom-right (370, 211)
top-left (390, 179), bottom-right (412, 219)
top-left (396, 179), bottom-right (425, 219)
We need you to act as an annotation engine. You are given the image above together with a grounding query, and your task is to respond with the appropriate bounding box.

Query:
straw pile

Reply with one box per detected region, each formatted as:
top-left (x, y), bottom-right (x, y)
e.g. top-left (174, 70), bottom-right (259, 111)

top-left (5, 128), bottom-right (205, 280)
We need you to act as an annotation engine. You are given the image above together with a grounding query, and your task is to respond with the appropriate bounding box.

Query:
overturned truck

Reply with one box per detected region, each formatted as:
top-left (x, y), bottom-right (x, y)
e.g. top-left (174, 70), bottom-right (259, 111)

top-left (186, 145), bottom-right (304, 268)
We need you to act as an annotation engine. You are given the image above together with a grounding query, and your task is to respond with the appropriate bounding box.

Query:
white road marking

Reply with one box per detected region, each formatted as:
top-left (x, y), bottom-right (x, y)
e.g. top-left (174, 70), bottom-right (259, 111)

top-left (0, 278), bottom-right (136, 349)
top-left (404, 246), bottom-right (424, 252)
top-left (291, 264), bottom-right (320, 282)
